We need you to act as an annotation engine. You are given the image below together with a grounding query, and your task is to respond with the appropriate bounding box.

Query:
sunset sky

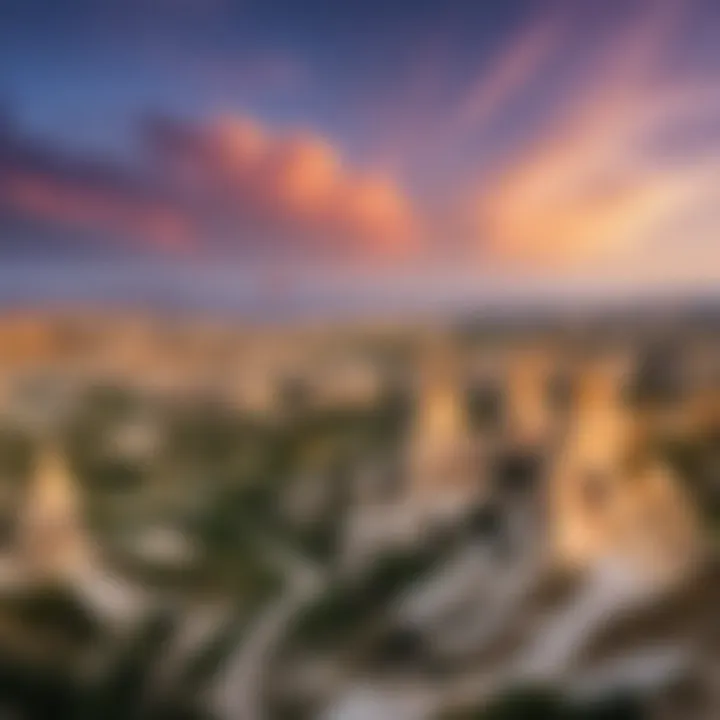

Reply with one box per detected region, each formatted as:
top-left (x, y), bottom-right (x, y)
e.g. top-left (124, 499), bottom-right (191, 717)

top-left (1, 0), bottom-right (718, 313)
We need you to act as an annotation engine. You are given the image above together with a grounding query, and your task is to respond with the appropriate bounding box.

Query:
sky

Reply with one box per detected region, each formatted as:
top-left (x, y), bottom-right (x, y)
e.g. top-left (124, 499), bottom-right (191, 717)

top-left (0, 0), bottom-right (719, 314)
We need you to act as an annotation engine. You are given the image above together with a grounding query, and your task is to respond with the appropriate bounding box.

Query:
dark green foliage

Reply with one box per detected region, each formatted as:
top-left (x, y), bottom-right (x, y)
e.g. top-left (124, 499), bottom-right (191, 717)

top-left (171, 617), bottom-right (248, 703)
top-left (64, 384), bottom-right (148, 490)
top-left (82, 384), bottom-right (140, 421)
top-left (474, 687), bottom-right (569, 719)
top-left (442, 687), bottom-right (646, 720)
top-left (0, 585), bottom-right (100, 646)
top-left (166, 402), bottom-right (256, 468)
top-left (658, 431), bottom-right (720, 533)
top-left (85, 457), bottom-right (146, 493)
top-left (0, 604), bottom-right (239, 720)
top-left (0, 425), bottom-right (34, 481)
top-left (10, 609), bottom-right (244, 720)
top-left (81, 612), bottom-right (176, 720)
top-left (290, 547), bottom-right (438, 648)
top-left (575, 694), bottom-right (647, 720)
top-left (467, 384), bottom-right (503, 432)
top-left (629, 342), bottom-right (684, 409)
top-left (546, 372), bottom-right (574, 416)
top-left (162, 400), bottom-right (275, 492)
top-left (0, 654), bottom-right (84, 720)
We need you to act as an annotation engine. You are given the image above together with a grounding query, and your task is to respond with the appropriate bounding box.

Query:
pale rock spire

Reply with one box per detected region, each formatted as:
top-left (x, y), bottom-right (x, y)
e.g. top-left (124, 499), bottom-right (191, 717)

top-left (550, 355), bottom-right (701, 584)
top-left (406, 339), bottom-right (480, 513)
top-left (505, 348), bottom-right (556, 447)
top-left (16, 444), bottom-right (93, 583)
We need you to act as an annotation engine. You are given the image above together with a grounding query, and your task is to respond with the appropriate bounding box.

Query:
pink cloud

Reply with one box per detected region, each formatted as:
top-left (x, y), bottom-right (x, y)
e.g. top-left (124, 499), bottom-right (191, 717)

top-left (148, 115), bottom-right (418, 260)
top-left (463, 1), bottom-right (720, 271)
top-left (0, 168), bottom-right (194, 254)
top-left (0, 114), bottom-right (419, 263)
top-left (453, 19), bottom-right (560, 134)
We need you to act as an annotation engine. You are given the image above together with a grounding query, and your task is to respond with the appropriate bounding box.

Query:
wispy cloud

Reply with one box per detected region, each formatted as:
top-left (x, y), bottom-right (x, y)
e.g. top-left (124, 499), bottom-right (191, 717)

top-left (146, 115), bottom-right (417, 259)
top-left (463, 1), bottom-right (720, 271)
top-left (1, 169), bottom-right (193, 254)
top-left (452, 19), bottom-right (560, 135)
top-left (1, 0), bottom-right (718, 292)
top-left (0, 114), bottom-right (418, 263)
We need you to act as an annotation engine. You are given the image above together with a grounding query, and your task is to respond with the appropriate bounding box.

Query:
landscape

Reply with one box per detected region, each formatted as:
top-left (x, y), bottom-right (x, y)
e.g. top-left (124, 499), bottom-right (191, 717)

top-left (0, 0), bottom-right (718, 717)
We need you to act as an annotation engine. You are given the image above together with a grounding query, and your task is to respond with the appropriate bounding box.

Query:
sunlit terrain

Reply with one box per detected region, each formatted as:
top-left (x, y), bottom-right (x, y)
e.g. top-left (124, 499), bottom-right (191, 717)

top-left (1, 0), bottom-right (719, 716)
top-left (0, 306), bottom-right (715, 719)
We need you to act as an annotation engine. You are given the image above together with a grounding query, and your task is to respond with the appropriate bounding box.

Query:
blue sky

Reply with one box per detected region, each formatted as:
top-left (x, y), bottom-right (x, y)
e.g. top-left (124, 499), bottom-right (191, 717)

top-left (1, 0), bottom-right (719, 311)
